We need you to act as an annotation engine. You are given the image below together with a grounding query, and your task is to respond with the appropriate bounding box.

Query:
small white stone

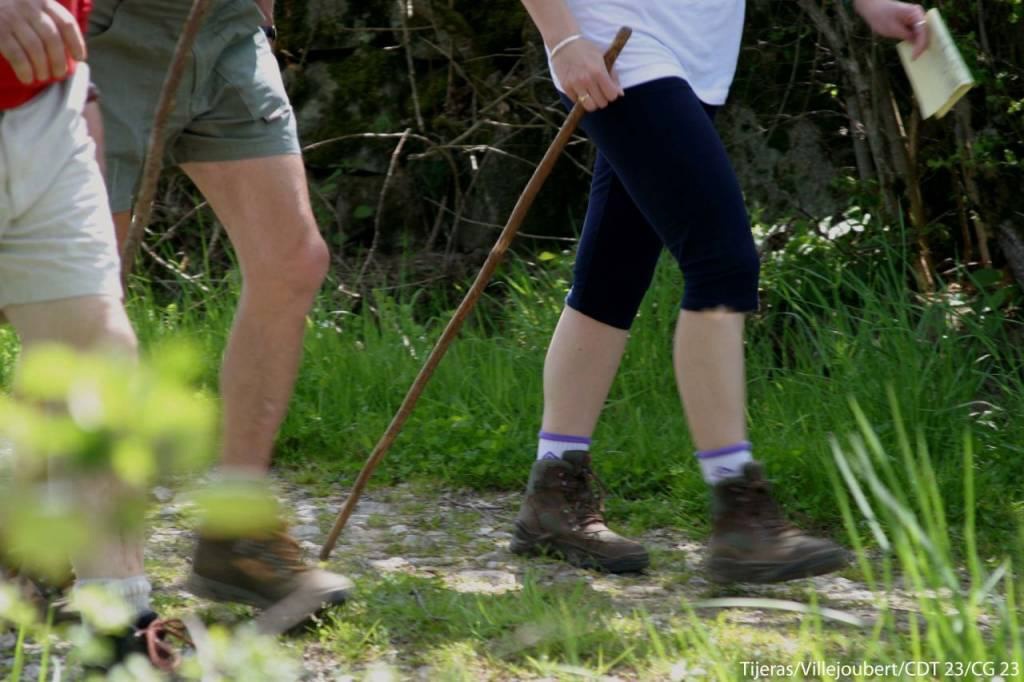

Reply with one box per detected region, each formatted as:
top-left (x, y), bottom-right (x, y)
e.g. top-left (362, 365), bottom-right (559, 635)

top-left (402, 534), bottom-right (428, 549)
top-left (477, 550), bottom-right (503, 562)
top-left (389, 524), bottom-right (410, 534)
top-left (624, 585), bottom-right (664, 597)
top-left (446, 569), bottom-right (518, 594)
top-left (291, 524), bottom-right (320, 540)
top-left (370, 557), bottom-right (410, 573)
top-left (358, 501), bottom-right (392, 514)
top-left (477, 526), bottom-right (494, 536)
top-left (152, 486), bottom-right (174, 503)
top-left (294, 503), bottom-right (317, 522)
top-left (407, 556), bottom-right (458, 566)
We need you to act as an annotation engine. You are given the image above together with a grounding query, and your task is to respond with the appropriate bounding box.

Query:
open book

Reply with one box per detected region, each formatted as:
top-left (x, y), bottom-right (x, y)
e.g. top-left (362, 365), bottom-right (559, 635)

top-left (897, 9), bottom-right (975, 119)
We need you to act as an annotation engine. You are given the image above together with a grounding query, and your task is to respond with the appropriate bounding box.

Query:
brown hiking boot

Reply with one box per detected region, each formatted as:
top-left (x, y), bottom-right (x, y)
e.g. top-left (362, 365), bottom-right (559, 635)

top-left (186, 529), bottom-right (353, 634)
top-left (706, 461), bottom-right (849, 583)
top-left (509, 451), bottom-right (649, 573)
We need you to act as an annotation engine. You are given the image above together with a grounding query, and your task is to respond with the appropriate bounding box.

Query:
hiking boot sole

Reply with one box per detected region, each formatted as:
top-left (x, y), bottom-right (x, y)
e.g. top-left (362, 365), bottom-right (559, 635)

top-left (184, 572), bottom-right (353, 612)
top-left (185, 573), bottom-right (278, 609)
top-left (706, 547), bottom-right (850, 584)
top-left (509, 530), bottom-right (649, 574)
top-left (252, 580), bottom-right (354, 636)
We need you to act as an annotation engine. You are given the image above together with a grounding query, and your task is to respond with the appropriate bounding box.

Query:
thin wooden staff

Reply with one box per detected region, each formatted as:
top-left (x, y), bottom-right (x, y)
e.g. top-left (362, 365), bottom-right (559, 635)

top-left (120, 0), bottom-right (215, 285)
top-left (321, 27), bottom-right (633, 561)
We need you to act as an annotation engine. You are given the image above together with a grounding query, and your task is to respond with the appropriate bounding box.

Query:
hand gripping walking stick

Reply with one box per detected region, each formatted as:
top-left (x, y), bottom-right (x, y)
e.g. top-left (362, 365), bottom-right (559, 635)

top-left (321, 27), bottom-right (633, 561)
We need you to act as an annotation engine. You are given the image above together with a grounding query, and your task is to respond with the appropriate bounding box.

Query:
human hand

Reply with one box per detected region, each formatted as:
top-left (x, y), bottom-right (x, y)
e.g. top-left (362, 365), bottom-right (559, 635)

top-left (551, 36), bottom-right (623, 112)
top-left (0, 0), bottom-right (86, 84)
top-left (855, 0), bottom-right (930, 58)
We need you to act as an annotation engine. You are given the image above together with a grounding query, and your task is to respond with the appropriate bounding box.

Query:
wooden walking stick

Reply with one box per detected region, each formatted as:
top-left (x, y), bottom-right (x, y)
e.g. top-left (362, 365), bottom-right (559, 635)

top-left (120, 0), bottom-right (215, 285)
top-left (321, 27), bottom-right (633, 561)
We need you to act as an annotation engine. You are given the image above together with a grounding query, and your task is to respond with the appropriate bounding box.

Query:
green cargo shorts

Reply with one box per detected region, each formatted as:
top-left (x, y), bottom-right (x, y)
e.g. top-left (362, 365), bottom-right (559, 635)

top-left (86, 0), bottom-right (300, 212)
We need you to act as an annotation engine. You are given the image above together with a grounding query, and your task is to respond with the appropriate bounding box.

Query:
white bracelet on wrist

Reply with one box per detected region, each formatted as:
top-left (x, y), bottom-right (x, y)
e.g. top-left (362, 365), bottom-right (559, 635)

top-left (549, 33), bottom-right (583, 60)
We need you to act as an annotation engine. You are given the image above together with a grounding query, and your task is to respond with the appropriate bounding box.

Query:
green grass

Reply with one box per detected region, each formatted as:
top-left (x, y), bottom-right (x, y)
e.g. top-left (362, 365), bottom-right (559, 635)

top-left (269, 411), bottom-right (1024, 679)
top-left (4, 230), bottom-right (1024, 678)
top-left (301, 572), bottom-right (866, 678)
top-left (122, 236), bottom-right (1024, 556)
top-left (3, 386), bottom-right (1024, 679)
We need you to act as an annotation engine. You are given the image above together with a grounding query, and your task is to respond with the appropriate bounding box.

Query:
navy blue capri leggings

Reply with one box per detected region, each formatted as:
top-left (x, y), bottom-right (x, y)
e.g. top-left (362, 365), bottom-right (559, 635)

top-left (563, 77), bottom-right (760, 330)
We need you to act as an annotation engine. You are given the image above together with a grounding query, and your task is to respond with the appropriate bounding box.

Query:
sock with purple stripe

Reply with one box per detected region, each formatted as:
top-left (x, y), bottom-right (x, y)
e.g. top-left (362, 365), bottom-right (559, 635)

top-left (537, 431), bottom-right (591, 460)
top-left (696, 441), bottom-right (753, 484)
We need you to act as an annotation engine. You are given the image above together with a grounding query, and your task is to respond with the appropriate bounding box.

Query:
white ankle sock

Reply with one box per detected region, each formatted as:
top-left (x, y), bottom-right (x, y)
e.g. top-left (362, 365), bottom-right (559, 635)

top-left (537, 432), bottom-right (591, 460)
top-left (74, 576), bottom-right (152, 614)
top-left (696, 442), bottom-right (753, 484)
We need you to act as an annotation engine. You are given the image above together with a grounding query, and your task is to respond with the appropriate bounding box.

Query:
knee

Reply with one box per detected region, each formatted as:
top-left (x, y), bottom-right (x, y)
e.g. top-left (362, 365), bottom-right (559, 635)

top-left (294, 234), bottom-right (331, 296)
top-left (566, 281), bottom-right (648, 331)
top-left (680, 245), bottom-right (760, 313)
top-left (731, 245), bottom-right (761, 290)
top-left (75, 299), bottom-right (139, 356)
top-left (99, 321), bottom-right (139, 356)
top-left (566, 253), bottom-right (659, 331)
top-left (251, 231), bottom-right (330, 303)
top-left (92, 302), bottom-right (139, 356)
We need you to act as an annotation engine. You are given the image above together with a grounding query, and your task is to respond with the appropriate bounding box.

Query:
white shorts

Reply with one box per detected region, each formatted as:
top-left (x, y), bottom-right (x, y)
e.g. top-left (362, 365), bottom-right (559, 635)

top-left (0, 64), bottom-right (122, 309)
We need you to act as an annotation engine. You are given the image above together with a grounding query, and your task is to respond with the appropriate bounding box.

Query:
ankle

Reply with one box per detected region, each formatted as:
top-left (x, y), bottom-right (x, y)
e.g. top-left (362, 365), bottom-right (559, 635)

top-left (696, 443), bottom-right (753, 484)
top-left (73, 575), bottom-right (152, 614)
top-left (537, 431), bottom-right (591, 460)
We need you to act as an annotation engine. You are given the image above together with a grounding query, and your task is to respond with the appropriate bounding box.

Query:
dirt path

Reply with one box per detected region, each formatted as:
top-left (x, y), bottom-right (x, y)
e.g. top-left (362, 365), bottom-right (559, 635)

top-left (137, 477), bottom-right (913, 680)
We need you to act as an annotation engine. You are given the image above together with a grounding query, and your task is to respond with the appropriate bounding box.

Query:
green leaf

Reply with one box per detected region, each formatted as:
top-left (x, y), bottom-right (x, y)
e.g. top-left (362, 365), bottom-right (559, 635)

top-left (354, 205), bottom-right (375, 220)
top-left (972, 268), bottom-right (1003, 289)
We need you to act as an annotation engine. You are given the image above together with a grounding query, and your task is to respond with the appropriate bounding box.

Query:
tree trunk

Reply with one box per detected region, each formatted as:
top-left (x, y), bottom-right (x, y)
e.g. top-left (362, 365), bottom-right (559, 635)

top-left (998, 220), bottom-right (1024, 293)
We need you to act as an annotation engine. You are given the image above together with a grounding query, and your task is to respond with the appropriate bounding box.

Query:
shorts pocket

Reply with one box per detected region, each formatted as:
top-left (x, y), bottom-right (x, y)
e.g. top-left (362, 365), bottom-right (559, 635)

top-left (86, 0), bottom-right (127, 41)
top-left (213, 32), bottom-right (292, 123)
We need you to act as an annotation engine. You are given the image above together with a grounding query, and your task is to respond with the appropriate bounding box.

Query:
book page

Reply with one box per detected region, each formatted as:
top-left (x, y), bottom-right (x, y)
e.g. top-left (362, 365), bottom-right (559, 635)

top-left (897, 9), bottom-right (975, 119)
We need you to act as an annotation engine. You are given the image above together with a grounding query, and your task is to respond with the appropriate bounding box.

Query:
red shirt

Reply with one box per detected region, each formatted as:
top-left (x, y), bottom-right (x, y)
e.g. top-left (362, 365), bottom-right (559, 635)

top-left (0, 0), bottom-right (92, 111)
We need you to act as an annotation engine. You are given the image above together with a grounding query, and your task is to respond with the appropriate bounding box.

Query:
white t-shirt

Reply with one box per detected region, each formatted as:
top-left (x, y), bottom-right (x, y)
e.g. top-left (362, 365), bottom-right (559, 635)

top-left (549, 0), bottom-right (746, 105)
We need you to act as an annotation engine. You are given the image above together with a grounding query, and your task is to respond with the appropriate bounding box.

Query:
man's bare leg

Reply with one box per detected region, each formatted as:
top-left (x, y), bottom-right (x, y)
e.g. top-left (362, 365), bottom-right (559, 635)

top-left (112, 211), bottom-right (130, 255)
top-left (4, 296), bottom-right (148, 605)
top-left (175, 154), bottom-right (349, 632)
top-left (179, 154), bottom-right (328, 473)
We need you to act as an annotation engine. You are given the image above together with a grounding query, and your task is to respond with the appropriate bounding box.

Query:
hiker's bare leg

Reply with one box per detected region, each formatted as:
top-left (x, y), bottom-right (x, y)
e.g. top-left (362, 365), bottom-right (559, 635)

top-left (4, 295), bottom-right (143, 580)
top-left (541, 306), bottom-right (628, 437)
top-left (112, 210), bottom-right (130, 251)
top-left (674, 309), bottom-right (747, 451)
top-left (180, 156), bottom-right (351, 630)
top-left (181, 154), bottom-right (328, 473)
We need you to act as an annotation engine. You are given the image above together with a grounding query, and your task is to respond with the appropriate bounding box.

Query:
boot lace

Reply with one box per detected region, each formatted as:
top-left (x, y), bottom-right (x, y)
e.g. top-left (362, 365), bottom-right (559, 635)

top-left (262, 531), bottom-right (310, 575)
top-left (728, 479), bottom-right (794, 534)
top-left (137, 618), bottom-right (192, 672)
top-left (561, 464), bottom-right (609, 531)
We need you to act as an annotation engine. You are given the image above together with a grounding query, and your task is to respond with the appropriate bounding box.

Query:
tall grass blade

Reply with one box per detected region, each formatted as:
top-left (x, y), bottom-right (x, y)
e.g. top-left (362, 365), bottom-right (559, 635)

top-left (830, 436), bottom-right (889, 551)
top-left (691, 598), bottom-right (867, 627)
